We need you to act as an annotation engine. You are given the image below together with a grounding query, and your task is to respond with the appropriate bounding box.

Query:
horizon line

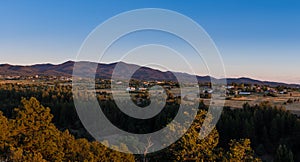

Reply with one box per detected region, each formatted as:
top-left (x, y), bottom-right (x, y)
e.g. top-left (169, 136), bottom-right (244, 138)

top-left (0, 60), bottom-right (299, 85)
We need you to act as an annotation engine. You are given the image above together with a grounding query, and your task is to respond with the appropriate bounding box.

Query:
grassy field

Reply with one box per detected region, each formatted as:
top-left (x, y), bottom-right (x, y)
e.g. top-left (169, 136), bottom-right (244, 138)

top-left (202, 91), bottom-right (300, 116)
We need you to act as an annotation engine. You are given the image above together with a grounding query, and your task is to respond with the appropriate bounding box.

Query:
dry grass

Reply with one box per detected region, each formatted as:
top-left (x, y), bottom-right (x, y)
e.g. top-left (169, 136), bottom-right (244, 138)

top-left (202, 91), bottom-right (300, 115)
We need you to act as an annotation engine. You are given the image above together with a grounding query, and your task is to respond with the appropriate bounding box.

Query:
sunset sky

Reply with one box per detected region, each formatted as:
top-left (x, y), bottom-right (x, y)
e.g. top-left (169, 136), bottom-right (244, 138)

top-left (1, 0), bottom-right (300, 83)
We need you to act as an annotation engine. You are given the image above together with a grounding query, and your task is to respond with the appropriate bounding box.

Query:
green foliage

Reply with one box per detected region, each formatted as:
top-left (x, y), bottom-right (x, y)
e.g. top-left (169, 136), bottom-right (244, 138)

top-left (159, 110), bottom-right (220, 161)
top-left (217, 102), bottom-right (300, 161)
top-left (274, 144), bottom-right (294, 162)
top-left (0, 97), bottom-right (135, 162)
top-left (8, 97), bottom-right (64, 161)
top-left (227, 139), bottom-right (260, 161)
top-left (5, 83), bottom-right (297, 161)
top-left (0, 111), bottom-right (10, 160)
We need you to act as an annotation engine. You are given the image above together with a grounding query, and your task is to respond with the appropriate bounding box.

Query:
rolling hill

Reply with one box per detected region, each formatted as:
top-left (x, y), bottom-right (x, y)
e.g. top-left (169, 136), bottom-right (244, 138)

top-left (0, 61), bottom-right (298, 87)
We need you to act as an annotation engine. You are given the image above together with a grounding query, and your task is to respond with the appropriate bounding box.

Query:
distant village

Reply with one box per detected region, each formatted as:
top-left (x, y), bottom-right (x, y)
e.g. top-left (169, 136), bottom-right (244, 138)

top-left (0, 75), bottom-right (72, 82)
top-left (0, 74), bottom-right (297, 100)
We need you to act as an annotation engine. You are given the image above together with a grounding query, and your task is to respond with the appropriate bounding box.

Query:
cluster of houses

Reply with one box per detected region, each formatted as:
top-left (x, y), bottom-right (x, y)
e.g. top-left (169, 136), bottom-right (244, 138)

top-left (117, 80), bottom-right (178, 93)
top-left (0, 75), bottom-right (22, 80)
top-left (126, 87), bottom-right (147, 92)
top-left (182, 83), bottom-right (292, 99)
top-left (1, 74), bottom-right (294, 100)
top-left (224, 84), bottom-right (290, 97)
top-left (0, 75), bottom-right (72, 82)
top-left (121, 80), bottom-right (293, 99)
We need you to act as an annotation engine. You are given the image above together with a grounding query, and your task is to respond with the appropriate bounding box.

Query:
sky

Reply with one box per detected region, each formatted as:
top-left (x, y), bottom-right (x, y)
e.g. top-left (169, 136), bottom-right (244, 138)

top-left (0, 0), bottom-right (300, 83)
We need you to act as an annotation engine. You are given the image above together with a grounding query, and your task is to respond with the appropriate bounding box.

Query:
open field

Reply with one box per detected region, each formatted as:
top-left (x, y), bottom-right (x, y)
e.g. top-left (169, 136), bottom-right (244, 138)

top-left (202, 91), bottom-right (300, 115)
top-left (285, 102), bottom-right (300, 116)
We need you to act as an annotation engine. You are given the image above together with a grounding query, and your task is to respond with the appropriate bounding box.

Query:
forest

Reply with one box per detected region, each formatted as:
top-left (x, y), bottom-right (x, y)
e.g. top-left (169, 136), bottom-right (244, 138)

top-left (0, 83), bottom-right (299, 161)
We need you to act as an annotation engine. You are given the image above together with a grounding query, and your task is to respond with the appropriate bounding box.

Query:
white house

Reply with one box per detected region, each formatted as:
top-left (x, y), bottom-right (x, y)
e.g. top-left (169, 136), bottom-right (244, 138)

top-left (239, 92), bottom-right (251, 95)
top-left (126, 87), bottom-right (136, 92)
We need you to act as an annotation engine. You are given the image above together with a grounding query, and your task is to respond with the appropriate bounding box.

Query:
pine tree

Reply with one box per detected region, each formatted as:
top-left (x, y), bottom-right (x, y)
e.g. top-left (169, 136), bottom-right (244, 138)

top-left (274, 144), bottom-right (294, 162)
top-left (9, 97), bottom-right (64, 161)
top-left (0, 112), bottom-right (10, 160)
top-left (0, 97), bottom-right (135, 161)
top-left (161, 110), bottom-right (220, 161)
top-left (227, 139), bottom-right (260, 161)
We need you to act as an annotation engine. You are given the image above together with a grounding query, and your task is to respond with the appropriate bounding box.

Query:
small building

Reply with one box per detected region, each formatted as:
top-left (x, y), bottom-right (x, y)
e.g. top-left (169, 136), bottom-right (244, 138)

top-left (116, 81), bottom-right (123, 85)
top-left (239, 92), bottom-right (251, 95)
top-left (225, 86), bottom-right (235, 89)
top-left (203, 89), bottom-right (213, 94)
top-left (279, 90), bottom-right (288, 94)
top-left (137, 87), bottom-right (147, 91)
top-left (126, 87), bottom-right (136, 92)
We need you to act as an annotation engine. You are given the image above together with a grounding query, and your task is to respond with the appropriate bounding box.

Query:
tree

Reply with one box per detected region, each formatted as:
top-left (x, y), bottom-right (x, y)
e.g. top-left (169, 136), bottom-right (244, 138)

top-left (0, 112), bottom-right (10, 161)
top-left (227, 139), bottom-right (260, 161)
top-left (9, 97), bottom-right (64, 161)
top-left (0, 97), bottom-right (135, 162)
top-left (160, 110), bottom-right (220, 161)
top-left (274, 144), bottom-right (294, 162)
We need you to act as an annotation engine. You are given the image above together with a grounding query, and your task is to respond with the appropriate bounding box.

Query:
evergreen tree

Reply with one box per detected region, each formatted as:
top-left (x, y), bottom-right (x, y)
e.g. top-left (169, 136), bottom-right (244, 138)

top-left (160, 110), bottom-right (220, 161)
top-left (0, 97), bottom-right (135, 161)
top-left (9, 97), bottom-right (64, 161)
top-left (227, 139), bottom-right (260, 161)
top-left (0, 112), bottom-right (10, 161)
top-left (274, 144), bottom-right (294, 162)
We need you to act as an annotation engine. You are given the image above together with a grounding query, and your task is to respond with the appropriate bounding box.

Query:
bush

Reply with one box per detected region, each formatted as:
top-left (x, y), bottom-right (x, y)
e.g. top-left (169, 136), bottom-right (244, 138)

top-left (287, 98), bottom-right (293, 104)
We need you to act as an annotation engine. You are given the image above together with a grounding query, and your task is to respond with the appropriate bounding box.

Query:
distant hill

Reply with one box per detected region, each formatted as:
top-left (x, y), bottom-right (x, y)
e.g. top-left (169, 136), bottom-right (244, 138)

top-left (0, 61), bottom-right (299, 88)
top-left (224, 77), bottom-right (299, 88)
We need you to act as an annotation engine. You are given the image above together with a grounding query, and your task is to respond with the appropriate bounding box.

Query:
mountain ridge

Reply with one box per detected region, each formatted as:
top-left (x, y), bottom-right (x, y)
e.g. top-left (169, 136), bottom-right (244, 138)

top-left (0, 61), bottom-right (299, 88)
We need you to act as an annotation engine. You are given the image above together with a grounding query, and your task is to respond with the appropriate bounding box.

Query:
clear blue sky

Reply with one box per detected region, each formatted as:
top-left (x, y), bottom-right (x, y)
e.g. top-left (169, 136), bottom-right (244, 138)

top-left (0, 0), bottom-right (300, 83)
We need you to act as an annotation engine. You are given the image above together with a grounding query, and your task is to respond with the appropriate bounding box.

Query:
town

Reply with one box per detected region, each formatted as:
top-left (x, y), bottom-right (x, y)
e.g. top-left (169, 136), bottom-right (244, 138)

top-left (1, 75), bottom-right (300, 115)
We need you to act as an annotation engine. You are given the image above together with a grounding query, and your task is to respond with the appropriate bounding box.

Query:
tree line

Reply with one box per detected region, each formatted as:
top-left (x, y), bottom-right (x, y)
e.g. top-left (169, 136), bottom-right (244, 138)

top-left (0, 83), bottom-right (299, 161)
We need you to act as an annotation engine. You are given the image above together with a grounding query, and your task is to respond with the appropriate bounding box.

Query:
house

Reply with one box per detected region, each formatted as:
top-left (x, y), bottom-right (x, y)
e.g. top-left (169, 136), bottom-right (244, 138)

top-left (126, 87), bottom-right (136, 92)
top-left (137, 87), bottom-right (147, 91)
top-left (225, 86), bottom-right (235, 89)
top-left (203, 89), bottom-right (213, 94)
top-left (116, 81), bottom-right (123, 85)
top-left (239, 92), bottom-right (251, 95)
top-left (279, 90), bottom-right (288, 94)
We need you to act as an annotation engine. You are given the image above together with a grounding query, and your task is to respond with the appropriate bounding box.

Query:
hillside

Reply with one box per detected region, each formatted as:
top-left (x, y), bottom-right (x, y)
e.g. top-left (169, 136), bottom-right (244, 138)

top-left (0, 61), bottom-right (298, 87)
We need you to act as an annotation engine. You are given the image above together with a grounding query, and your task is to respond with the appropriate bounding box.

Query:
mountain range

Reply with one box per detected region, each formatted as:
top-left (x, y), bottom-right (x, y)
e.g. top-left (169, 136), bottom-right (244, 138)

top-left (0, 61), bottom-right (298, 88)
